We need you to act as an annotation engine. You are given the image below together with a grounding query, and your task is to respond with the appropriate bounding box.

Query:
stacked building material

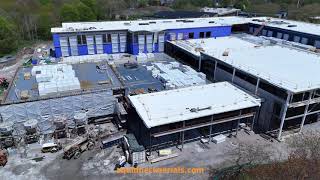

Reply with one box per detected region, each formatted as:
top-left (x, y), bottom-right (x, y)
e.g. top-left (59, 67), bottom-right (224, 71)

top-left (32, 64), bottom-right (81, 96)
top-left (145, 61), bottom-right (206, 89)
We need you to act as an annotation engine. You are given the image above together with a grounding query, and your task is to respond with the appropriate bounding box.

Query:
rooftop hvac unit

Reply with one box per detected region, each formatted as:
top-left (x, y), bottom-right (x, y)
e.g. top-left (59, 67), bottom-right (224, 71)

top-left (222, 50), bottom-right (229, 56)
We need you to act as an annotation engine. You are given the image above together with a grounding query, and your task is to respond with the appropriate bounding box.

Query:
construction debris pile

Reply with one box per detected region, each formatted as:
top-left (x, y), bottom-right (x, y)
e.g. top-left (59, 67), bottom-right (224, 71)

top-left (32, 64), bottom-right (81, 96)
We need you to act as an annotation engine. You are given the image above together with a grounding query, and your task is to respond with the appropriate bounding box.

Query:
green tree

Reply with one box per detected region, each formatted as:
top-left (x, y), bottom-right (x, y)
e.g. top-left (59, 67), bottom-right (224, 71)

top-left (37, 14), bottom-right (54, 40)
top-left (0, 17), bottom-right (18, 57)
top-left (80, 0), bottom-right (97, 14)
top-left (138, 0), bottom-right (148, 7)
top-left (60, 4), bottom-right (80, 22)
top-left (77, 2), bottom-right (96, 21)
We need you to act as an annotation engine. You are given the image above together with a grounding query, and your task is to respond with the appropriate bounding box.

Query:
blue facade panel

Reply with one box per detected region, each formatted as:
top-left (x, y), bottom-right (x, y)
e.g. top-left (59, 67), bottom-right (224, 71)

top-left (212, 26), bottom-right (232, 37)
top-left (103, 44), bottom-right (112, 54)
top-left (78, 45), bottom-right (88, 55)
top-left (53, 34), bottom-right (60, 47)
top-left (153, 43), bottom-right (159, 53)
top-left (132, 44), bottom-right (139, 55)
top-left (55, 47), bottom-right (62, 58)
top-left (166, 26), bottom-right (232, 40)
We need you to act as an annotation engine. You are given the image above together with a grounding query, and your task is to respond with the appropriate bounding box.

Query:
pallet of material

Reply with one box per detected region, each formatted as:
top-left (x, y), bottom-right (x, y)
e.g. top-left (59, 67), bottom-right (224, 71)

top-left (150, 153), bottom-right (179, 164)
top-left (212, 134), bottom-right (226, 144)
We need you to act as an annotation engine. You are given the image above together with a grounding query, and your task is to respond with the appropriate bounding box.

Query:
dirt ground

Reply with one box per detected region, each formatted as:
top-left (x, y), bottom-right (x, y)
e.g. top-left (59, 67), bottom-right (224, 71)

top-left (0, 122), bottom-right (304, 180)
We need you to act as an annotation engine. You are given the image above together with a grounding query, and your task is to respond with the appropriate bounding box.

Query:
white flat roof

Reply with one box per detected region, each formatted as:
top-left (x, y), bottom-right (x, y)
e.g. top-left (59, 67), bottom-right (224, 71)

top-left (173, 35), bottom-right (320, 93)
top-left (51, 16), bottom-right (247, 33)
top-left (129, 82), bottom-right (260, 128)
top-left (51, 16), bottom-right (320, 37)
top-left (249, 17), bottom-right (320, 37)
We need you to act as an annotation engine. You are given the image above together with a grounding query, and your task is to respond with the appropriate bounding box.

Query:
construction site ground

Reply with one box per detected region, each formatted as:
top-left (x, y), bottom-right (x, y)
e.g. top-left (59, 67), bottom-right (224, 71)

top-left (0, 42), bottom-right (51, 102)
top-left (2, 121), bottom-right (319, 180)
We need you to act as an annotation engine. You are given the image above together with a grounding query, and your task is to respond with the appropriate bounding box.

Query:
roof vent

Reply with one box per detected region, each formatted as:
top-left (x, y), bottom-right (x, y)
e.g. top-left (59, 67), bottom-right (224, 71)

top-left (287, 24), bottom-right (297, 27)
top-left (209, 21), bottom-right (215, 23)
top-left (149, 21), bottom-right (156, 24)
top-left (139, 23), bottom-right (149, 26)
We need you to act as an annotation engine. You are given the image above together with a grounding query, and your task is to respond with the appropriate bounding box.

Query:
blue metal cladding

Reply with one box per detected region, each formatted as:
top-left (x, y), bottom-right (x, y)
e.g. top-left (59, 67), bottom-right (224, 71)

top-left (52, 25), bottom-right (232, 57)
top-left (212, 26), bottom-right (232, 37)
top-left (55, 47), bottom-right (62, 58)
top-left (53, 34), bottom-right (61, 57)
top-left (78, 45), bottom-right (88, 55)
top-left (103, 44), bottom-right (112, 54)
top-left (131, 44), bottom-right (139, 55)
top-left (165, 26), bottom-right (232, 40)
top-left (53, 34), bottom-right (60, 47)
top-left (153, 43), bottom-right (159, 53)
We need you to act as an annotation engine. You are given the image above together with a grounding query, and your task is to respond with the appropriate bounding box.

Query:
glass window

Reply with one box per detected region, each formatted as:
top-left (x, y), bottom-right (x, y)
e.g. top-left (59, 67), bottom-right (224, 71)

top-left (77, 35), bottom-right (82, 44)
top-left (107, 34), bottom-right (111, 43)
top-left (199, 32), bottom-right (205, 38)
top-left (283, 34), bottom-right (289, 40)
top-left (301, 37), bottom-right (308, 45)
top-left (276, 32), bottom-right (283, 39)
top-left (315, 40), bottom-right (320, 48)
top-left (82, 35), bottom-right (87, 44)
top-left (293, 35), bottom-right (301, 43)
top-left (103, 34), bottom-right (107, 43)
top-left (206, 32), bottom-right (211, 38)
top-left (188, 32), bottom-right (194, 39)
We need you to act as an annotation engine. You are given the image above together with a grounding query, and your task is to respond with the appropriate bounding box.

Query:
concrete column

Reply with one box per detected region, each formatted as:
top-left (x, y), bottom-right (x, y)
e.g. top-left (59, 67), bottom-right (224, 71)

top-left (277, 93), bottom-right (291, 140)
top-left (231, 68), bottom-right (236, 83)
top-left (235, 110), bottom-right (242, 137)
top-left (300, 91), bottom-right (313, 132)
top-left (213, 61), bottom-right (218, 81)
top-left (251, 112), bottom-right (256, 130)
top-left (209, 116), bottom-right (213, 141)
top-left (255, 78), bottom-right (260, 95)
top-left (198, 55), bottom-right (202, 71)
top-left (181, 121), bottom-right (185, 150)
top-left (149, 133), bottom-right (152, 154)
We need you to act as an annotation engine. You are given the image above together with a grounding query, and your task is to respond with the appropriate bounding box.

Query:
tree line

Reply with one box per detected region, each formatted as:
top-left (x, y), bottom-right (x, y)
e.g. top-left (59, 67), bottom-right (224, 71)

top-left (0, 0), bottom-right (154, 57)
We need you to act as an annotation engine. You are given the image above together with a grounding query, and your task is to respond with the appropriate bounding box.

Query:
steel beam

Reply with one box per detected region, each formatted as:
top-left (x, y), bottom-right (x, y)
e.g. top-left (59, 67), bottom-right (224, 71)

top-left (299, 91), bottom-right (313, 132)
top-left (213, 61), bottom-right (218, 81)
top-left (278, 93), bottom-right (291, 140)
top-left (231, 68), bottom-right (236, 83)
top-left (152, 113), bottom-right (255, 138)
top-left (255, 78), bottom-right (260, 95)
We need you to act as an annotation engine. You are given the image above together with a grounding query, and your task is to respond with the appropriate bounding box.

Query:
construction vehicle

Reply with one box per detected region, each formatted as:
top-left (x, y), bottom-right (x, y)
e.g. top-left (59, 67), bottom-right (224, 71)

top-left (63, 136), bottom-right (95, 160)
top-left (41, 142), bottom-right (62, 153)
top-left (0, 147), bottom-right (8, 167)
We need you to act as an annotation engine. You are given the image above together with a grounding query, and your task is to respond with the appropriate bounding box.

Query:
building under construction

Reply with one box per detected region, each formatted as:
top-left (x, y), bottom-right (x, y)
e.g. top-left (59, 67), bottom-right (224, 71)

top-left (1, 16), bottom-right (320, 151)
top-left (169, 33), bottom-right (320, 140)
